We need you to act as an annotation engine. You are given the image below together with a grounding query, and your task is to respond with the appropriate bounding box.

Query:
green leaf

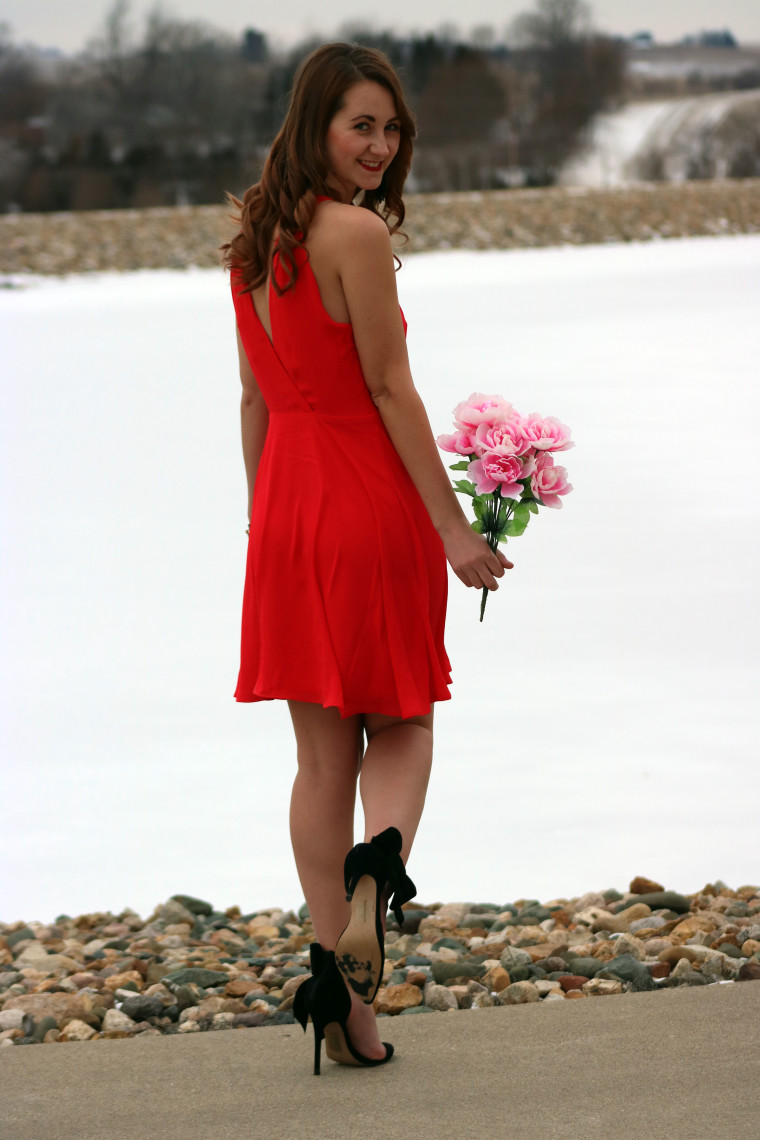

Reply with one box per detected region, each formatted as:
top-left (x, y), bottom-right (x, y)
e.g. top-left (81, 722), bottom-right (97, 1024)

top-left (504, 515), bottom-right (529, 537)
top-left (525, 499), bottom-right (539, 514)
top-left (513, 502), bottom-right (531, 527)
top-left (448, 460), bottom-right (470, 471)
top-left (497, 533), bottom-right (510, 544)
top-left (454, 479), bottom-right (476, 497)
top-left (470, 520), bottom-right (485, 533)
top-left (472, 498), bottom-right (485, 520)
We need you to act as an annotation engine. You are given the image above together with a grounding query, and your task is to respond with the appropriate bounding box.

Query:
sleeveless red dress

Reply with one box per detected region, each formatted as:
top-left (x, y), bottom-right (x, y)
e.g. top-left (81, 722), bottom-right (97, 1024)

top-left (231, 203), bottom-right (452, 718)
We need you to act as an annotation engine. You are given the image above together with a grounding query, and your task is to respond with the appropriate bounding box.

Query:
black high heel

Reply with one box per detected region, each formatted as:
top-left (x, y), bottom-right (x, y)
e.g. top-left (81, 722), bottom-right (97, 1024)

top-left (292, 941), bottom-right (394, 1075)
top-left (334, 826), bottom-right (417, 1005)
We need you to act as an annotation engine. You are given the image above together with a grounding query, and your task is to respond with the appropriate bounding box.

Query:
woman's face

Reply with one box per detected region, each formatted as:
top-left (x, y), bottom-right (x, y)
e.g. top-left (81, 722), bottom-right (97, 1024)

top-left (325, 80), bottom-right (401, 204)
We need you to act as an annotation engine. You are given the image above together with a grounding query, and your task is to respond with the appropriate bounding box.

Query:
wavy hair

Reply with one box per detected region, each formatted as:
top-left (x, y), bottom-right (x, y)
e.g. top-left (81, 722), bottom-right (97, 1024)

top-left (221, 42), bottom-right (416, 295)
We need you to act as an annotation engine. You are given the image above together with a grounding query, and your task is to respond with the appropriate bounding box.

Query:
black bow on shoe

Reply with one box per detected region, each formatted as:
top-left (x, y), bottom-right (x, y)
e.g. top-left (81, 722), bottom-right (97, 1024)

top-left (336, 825), bottom-right (418, 1005)
top-left (369, 827), bottom-right (417, 927)
top-left (292, 940), bottom-right (323, 1029)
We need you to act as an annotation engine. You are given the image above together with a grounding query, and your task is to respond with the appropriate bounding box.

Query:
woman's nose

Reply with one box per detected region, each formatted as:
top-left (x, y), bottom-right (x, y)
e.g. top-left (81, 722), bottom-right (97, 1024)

top-left (368, 133), bottom-right (389, 156)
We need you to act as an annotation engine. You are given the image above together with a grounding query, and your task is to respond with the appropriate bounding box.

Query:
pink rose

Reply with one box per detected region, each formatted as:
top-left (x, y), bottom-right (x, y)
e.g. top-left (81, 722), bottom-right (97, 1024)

top-left (530, 453), bottom-right (573, 508)
top-left (473, 419), bottom-right (530, 458)
top-left (520, 413), bottom-right (574, 452)
top-left (453, 392), bottom-right (514, 432)
top-left (436, 428), bottom-right (477, 455)
top-left (467, 450), bottom-right (526, 499)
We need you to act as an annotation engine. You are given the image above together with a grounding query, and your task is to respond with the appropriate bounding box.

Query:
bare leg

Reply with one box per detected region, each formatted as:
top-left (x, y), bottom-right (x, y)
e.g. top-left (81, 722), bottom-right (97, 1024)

top-left (345, 709), bottom-right (434, 1053)
top-left (287, 699), bottom-right (387, 1058)
top-left (287, 700), bottom-right (434, 1061)
top-left (359, 709), bottom-right (434, 862)
top-left (287, 700), bottom-right (362, 949)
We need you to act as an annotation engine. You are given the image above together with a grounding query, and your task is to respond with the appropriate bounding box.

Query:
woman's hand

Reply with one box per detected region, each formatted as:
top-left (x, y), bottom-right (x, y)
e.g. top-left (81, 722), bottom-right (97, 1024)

top-left (439, 516), bottom-right (513, 590)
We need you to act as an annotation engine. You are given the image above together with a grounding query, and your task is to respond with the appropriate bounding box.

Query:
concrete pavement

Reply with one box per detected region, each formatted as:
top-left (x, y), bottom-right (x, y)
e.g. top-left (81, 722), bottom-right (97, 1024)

top-left (2, 982), bottom-right (759, 1140)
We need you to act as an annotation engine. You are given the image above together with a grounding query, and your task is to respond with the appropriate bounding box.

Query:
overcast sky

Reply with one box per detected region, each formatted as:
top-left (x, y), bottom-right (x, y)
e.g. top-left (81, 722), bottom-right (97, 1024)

top-left (3, 0), bottom-right (760, 54)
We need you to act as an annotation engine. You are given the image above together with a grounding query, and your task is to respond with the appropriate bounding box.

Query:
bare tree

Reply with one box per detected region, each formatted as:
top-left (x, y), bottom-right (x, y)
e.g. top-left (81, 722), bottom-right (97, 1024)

top-left (85, 0), bottom-right (136, 101)
top-left (503, 0), bottom-right (623, 183)
top-left (509, 0), bottom-right (591, 50)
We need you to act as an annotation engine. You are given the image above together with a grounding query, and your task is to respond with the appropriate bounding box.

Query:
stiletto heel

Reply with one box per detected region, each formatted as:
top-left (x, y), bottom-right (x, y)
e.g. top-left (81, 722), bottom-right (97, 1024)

top-left (335, 826), bottom-right (417, 1005)
top-left (313, 1024), bottom-right (323, 1076)
top-left (294, 941), bottom-right (394, 1074)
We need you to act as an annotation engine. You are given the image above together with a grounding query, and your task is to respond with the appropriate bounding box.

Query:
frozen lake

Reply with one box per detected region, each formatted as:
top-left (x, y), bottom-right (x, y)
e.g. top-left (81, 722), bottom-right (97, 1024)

top-left (2, 233), bottom-right (759, 924)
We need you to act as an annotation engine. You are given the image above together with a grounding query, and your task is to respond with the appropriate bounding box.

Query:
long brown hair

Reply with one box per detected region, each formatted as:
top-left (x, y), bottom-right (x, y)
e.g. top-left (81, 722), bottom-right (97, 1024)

top-left (221, 42), bottom-right (416, 295)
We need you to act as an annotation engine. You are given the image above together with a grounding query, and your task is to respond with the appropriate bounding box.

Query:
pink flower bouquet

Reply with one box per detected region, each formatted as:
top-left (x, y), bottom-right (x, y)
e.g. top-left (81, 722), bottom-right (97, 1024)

top-left (437, 393), bottom-right (574, 621)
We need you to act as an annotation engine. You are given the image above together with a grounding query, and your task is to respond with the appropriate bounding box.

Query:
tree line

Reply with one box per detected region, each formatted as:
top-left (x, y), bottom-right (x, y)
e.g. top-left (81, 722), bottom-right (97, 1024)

top-left (0, 0), bottom-right (626, 213)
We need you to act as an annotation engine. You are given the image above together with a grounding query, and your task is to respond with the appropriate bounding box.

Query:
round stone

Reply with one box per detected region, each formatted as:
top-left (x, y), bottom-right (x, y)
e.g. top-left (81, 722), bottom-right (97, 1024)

top-left (561, 957), bottom-right (600, 979)
top-left (374, 983), bottom-right (422, 1015)
top-left (500, 981), bottom-right (540, 1005)
top-left (629, 876), bottom-right (665, 895)
top-left (120, 994), bottom-right (165, 1021)
top-left (499, 947), bottom-right (532, 981)
top-left (424, 983), bottom-right (459, 1012)
top-left (558, 975), bottom-right (586, 992)
top-left (163, 968), bottom-right (229, 988)
top-left (598, 954), bottom-right (655, 991)
top-left (0, 1010), bottom-right (24, 1032)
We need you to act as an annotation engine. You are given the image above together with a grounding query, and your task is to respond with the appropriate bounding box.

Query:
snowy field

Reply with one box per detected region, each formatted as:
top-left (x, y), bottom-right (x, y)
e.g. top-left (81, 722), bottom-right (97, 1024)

top-left (560, 90), bottom-right (760, 186)
top-left (2, 233), bottom-right (759, 924)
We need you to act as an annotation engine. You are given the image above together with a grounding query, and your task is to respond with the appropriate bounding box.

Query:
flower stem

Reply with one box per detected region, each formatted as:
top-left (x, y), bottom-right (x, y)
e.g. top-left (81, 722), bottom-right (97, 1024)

top-left (479, 493), bottom-right (512, 622)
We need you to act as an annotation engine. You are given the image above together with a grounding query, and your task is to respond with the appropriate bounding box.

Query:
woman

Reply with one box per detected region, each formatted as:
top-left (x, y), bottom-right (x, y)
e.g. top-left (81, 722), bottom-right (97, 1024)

top-left (222, 42), bottom-right (511, 1074)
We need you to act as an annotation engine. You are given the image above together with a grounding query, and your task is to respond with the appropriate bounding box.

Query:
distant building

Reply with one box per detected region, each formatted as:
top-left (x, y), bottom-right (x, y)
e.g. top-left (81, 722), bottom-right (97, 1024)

top-left (630, 32), bottom-right (654, 49)
top-left (681, 30), bottom-right (738, 49)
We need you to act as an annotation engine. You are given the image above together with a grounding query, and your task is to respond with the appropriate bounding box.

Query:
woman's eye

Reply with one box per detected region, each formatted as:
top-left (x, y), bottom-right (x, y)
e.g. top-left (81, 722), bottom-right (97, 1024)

top-left (386, 123), bottom-right (400, 132)
top-left (355, 122), bottom-right (369, 131)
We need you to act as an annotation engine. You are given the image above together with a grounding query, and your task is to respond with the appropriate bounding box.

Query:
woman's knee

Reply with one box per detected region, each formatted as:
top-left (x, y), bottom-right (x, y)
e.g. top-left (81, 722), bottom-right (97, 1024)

top-left (362, 710), bottom-right (434, 744)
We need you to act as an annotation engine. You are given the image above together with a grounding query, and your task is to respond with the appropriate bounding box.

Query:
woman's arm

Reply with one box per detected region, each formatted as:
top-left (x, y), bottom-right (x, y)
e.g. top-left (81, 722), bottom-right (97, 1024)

top-left (334, 210), bottom-right (512, 593)
top-left (237, 324), bottom-right (269, 522)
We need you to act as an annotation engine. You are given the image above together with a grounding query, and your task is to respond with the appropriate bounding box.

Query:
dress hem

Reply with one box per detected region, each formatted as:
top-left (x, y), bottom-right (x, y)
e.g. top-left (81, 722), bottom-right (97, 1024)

top-left (234, 685), bottom-right (452, 720)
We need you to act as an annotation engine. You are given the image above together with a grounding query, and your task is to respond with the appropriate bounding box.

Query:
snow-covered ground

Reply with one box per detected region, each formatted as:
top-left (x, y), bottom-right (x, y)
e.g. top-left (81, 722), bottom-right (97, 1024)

top-left (561, 90), bottom-right (760, 186)
top-left (2, 234), bottom-right (759, 924)
top-left (560, 99), bottom-right (675, 186)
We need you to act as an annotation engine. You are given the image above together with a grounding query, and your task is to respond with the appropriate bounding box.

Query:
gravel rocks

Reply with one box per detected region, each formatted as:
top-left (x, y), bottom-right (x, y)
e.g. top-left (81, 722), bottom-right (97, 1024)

top-left (1, 180), bottom-right (758, 277)
top-left (1, 877), bottom-right (759, 1046)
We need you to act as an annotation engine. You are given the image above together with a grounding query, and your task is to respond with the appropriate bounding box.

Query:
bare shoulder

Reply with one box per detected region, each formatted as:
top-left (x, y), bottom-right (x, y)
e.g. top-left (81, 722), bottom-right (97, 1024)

top-left (305, 203), bottom-right (396, 321)
top-left (311, 202), bottom-right (391, 255)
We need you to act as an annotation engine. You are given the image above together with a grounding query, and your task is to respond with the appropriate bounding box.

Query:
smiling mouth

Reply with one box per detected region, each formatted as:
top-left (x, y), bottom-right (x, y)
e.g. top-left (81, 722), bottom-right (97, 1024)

top-left (358, 160), bottom-right (382, 172)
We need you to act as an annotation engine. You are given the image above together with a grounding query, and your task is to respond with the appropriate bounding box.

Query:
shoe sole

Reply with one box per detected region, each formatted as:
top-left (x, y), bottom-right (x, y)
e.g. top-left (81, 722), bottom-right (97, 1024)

top-left (334, 874), bottom-right (383, 1003)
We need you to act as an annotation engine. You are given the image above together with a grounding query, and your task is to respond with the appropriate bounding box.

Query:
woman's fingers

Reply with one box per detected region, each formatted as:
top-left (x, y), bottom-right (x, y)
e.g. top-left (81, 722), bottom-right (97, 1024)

top-left (442, 523), bottom-right (515, 590)
top-left (478, 546), bottom-right (512, 589)
top-left (478, 564), bottom-right (501, 591)
top-left (455, 548), bottom-right (515, 590)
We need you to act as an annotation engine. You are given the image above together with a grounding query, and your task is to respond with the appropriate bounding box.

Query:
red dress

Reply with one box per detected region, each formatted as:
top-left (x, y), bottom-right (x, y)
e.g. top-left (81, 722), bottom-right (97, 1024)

top-left (231, 209), bottom-right (452, 718)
